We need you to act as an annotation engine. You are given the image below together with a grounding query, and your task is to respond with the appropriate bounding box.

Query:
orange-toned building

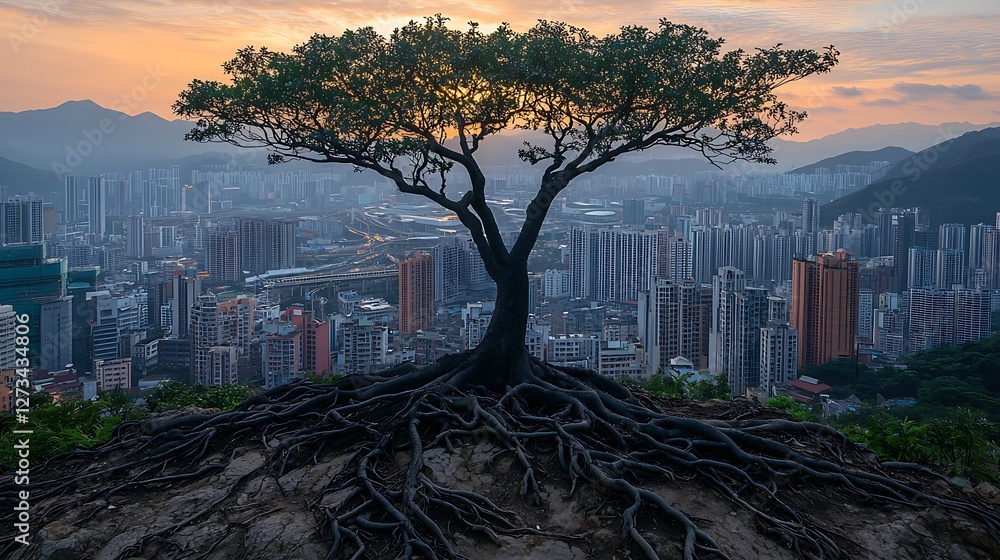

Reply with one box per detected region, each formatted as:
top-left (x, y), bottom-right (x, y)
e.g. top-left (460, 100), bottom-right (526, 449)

top-left (791, 250), bottom-right (859, 368)
top-left (399, 252), bottom-right (435, 334)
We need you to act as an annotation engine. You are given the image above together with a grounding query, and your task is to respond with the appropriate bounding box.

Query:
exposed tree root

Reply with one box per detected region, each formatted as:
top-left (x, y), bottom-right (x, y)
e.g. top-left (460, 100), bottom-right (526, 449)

top-left (2, 352), bottom-right (999, 559)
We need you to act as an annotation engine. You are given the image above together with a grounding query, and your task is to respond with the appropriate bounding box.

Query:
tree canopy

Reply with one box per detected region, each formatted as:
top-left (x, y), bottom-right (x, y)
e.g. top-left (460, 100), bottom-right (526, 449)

top-left (175, 16), bottom-right (837, 281)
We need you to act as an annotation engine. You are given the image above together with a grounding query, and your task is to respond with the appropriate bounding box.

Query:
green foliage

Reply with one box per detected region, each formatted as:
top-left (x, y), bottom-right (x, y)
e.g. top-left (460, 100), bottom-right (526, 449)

top-left (765, 396), bottom-right (816, 421)
top-left (689, 375), bottom-right (734, 401)
top-left (842, 408), bottom-right (999, 482)
top-left (645, 370), bottom-right (693, 399)
top-left (145, 381), bottom-right (260, 413)
top-left (798, 334), bottom-right (1000, 423)
top-left (629, 370), bottom-right (732, 401)
top-left (306, 372), bottom-right (344, 384)
top-left (0, 390), bottom-right (147, 466)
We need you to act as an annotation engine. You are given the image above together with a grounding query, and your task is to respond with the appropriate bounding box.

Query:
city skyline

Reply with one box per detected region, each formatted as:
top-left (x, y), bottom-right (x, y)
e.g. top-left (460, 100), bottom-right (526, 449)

top-left (2, 1), bottom-right (999, 140)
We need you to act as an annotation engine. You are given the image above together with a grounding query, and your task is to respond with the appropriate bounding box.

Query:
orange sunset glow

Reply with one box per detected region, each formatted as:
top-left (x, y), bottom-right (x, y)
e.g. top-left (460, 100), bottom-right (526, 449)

top-left (2, 0), bottom-right (1000, 139)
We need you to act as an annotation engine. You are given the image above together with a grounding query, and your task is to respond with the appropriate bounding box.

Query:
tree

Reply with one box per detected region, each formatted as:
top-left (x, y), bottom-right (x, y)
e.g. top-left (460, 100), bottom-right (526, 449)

top-left (13, 18), bottom-right (999, 560)
top-left (175, 16), bottom-right (837, 388)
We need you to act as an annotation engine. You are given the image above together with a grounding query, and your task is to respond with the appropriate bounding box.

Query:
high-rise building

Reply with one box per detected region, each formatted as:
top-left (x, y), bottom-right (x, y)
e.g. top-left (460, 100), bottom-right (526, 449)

top-left (791, 250), bottom-right (859, 368)
top-left (907, 247), bottom-right (935, 289)
top-left (398, 252), bottom-right (435, 334)
top-left (238, 218), bottom-right (296, 274)
top-left (642, 277), bottom-right (709, 373)
top-left (666, 235), bottom-right (693, 280)
top-left (892, 211), bottom-right (916, 293)
top-left (759, 296), bottom-right (797, 395)
top-left (262, 323), bottom-right (302, 389)
top-left (284, 304), bottom-right (331, 376)
top-left (593, 227), bottom-right (659, 303)
top-left (938, 223), bottom-right (966, 252)
top-left (623, 198), bottom-right (645, 227)
top-left (858, 289), bottom-right (874, 343)
top-left (126, 215), bottom-right (146, 258)
top-left (170, 269), bottom-right (201, 338)
top-left (0, 244), bottom-right (68, 367)
top-left (39, 296), bottom-right (72, 372)
top-left (64, 176), bottom-right (105, 240)
top-left (0, 305), bottom-right (15, 369)
top-left (709, 267), bottom-right (770, 394)
top-left (462, 300), bottom-right (495, 350)
top-left (1, 194), bottom-right (45, 245)
top-left (908, 287), bottom-right (992, 352)
top-left (432, 237), bottom-right (462, 304)
top-left (983, 229), bottom-right (1000, 290)
top-left (969, 223), bottom-right (993, 270)
top-left (87, 291), bottom-right (122, 372)
top-left (207, 226), bottom-right (242, 283)
top-left (935, 249), bottom-right (966, 289)
top-left (190, 293), bottom-right (241, 386)
top-left (802, 198), bottom-right (819, 255)
top-left (339, 316), bottom-right (389, 375)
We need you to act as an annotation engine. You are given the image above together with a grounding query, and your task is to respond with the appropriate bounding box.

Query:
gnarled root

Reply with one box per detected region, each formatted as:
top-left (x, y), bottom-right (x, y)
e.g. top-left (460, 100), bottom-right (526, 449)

top-left (2, 352), bottom-right (998, 559)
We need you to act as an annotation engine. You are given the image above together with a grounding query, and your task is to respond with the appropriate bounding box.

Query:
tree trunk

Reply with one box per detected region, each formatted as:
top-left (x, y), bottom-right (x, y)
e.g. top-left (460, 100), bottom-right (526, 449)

top-left (460, 258), bottom-right (533, 389)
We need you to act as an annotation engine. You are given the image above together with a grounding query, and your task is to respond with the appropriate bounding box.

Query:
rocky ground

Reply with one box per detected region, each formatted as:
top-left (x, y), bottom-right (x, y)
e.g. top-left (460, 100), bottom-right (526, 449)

top-left (3, 399), bottom-right (999, 559)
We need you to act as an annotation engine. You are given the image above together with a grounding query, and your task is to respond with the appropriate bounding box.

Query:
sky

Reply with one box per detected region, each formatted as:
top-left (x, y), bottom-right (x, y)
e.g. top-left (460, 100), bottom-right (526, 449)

top-left (1, 0), bottom-right (998, 140)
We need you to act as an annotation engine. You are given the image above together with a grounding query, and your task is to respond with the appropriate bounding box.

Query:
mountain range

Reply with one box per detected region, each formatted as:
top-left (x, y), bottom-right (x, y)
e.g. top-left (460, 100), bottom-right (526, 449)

top-left (820, 126), bottom-right (1000, 226)
top-left (786, 147), bottom-right (915, 175)
top-left (1, 100), bottom-right (998, 202)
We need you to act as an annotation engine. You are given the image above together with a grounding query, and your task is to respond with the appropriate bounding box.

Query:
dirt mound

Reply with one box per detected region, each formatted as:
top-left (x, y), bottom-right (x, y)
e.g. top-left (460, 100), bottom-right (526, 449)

top-left (2, 386), bottom-right (997, 559)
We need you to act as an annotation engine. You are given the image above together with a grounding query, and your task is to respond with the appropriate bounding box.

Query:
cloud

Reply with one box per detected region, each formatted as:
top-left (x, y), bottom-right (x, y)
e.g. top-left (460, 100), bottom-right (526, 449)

top-left (860, 98), bottom-right (903, 107)
top-left (892, 82), bottom-right (999, 101)
top-left (831, 86), bottom-right (863, 97)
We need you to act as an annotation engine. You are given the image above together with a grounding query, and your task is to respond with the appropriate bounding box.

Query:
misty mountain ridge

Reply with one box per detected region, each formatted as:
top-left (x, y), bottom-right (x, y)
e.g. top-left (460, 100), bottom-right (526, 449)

top-left (821, 126), bottom-right (1000, 226)
top-left (1, 100), bottom-right (998, 186)
top-left (786, 147), bottom-right (915, 175)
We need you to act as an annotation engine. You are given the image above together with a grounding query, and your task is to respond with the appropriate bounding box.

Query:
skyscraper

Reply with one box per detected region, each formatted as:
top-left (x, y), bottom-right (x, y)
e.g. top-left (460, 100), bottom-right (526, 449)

top-left (126, 215), bottom-right (146, 258)
top-left (1, 194), bottom-right (45, 245)
top-left (791, 250), bottom-right (859, 368)
top-left (709, 267), bottom-right (770, 394)
top-left (907, 247), bottom-right (935, 289)
top-left (938, 223), bottom-right (966, 252)
top-left (284, 304), bottom-right (331, 376)
top-left (623, 198), bottom-right (645, 227)
top-left (171, 269), bottom-right (201, 339)
top-left (892, 211), bottom-right (915, 293)
top-left (644, 277), bottom-right (709, 373)
top-left (802, 198), bottom-right (819, 256)
top-left (64, 176), bottom-right (105, 240)
top-left (0, 244), bottom-right (69, 367)
top-left (908, 287), bottom-right (991, 352)
top-left (398, 252), bottom-right (435, 334)
top-left (238, 218), bottom-right (296, 274)
top-left (759, 296), bottom-right (797, 395)
top-left (935, 249), bottom-right (966, 289)
top-left (207, 226), bottom-right (242, 283)
top-left (969, 223), bottom-right (993, 270)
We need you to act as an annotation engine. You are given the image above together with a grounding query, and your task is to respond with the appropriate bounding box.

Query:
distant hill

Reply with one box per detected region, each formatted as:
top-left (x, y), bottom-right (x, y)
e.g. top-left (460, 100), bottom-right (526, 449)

top-left (786, 147), bottom-right (915, 175)
top-left (0, 100), bottom-right (240, 175)
top-left (820, 127), bottom-right (1000, 226)
top-left (1, 101), bottom-right (998, 179)
top-left (0, 155), bottom-right (60, 197)
top-left (769, 121), bottom-right (1000, 171)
